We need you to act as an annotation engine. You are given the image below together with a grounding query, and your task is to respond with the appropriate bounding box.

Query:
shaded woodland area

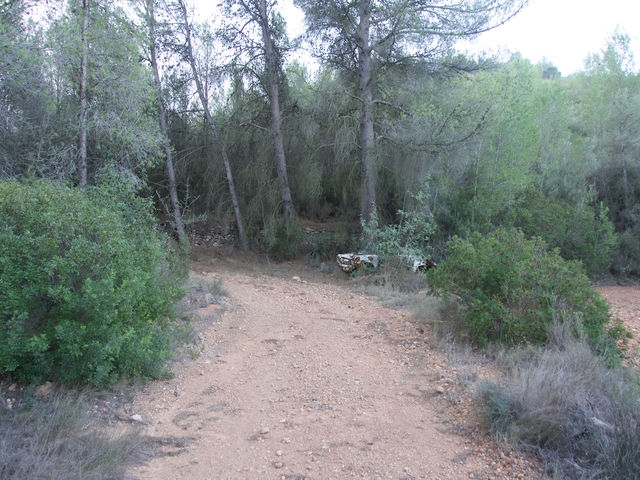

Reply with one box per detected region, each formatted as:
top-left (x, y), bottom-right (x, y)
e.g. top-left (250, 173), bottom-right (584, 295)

top-left (3, 3), bottom-right (640, 478)
top-left (2, 0), bottom-right (639, 276)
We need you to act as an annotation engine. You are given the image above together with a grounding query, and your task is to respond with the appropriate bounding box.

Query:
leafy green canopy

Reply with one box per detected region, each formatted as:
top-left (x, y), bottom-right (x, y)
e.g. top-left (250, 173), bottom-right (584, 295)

top-left (0, 177), bottom-right (186, 386)
top-left (499, 188), bottom-right (617, 276)
top-left (428, 229), bottom-right (621, 357)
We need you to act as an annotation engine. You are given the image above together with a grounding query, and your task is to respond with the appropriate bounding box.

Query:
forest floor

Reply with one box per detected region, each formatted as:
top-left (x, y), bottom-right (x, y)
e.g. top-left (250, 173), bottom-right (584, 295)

top-left (127, 246), bottom-right (640, 480)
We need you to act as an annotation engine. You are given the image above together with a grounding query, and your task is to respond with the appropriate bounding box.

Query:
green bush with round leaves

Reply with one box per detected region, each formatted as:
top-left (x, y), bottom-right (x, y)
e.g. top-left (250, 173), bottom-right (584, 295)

top-left (0, 177), bottom-right (186, 386)
top-left (427, 228), bottom-right (622, 358)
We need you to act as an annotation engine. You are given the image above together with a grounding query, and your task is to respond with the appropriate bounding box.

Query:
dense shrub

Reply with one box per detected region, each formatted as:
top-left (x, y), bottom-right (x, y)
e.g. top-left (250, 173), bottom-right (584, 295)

top-left (500, 188), bottom-right (617, 276)
top-left (612, 228), bottom-right (640, 276)
top-left (0, 177), bottom-right (186, 386)
top-left (427, 228), bottom-right (619, 354)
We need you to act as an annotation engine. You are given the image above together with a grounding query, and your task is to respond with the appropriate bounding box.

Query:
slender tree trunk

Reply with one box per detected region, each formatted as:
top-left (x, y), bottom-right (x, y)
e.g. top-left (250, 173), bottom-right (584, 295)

top-left (620, 143), bottom-right (630, 211)
top-left (177, 0), bottom-right (249, 251)
top-left (77, 0), bottom-right (89, 187)
top-left (258, 0), bottom-right (294, 219)
top-left (357, 1), bottom-right (376, 224)
top-left (145, 0), bottom-right (186, 245)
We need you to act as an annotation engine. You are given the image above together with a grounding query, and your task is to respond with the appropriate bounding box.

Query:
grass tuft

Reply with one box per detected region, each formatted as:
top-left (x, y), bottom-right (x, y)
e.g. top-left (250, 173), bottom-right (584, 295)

top-left (0, 388), bottom-right (147, 480)
top-left (475, 325), bottom-right (640, 479)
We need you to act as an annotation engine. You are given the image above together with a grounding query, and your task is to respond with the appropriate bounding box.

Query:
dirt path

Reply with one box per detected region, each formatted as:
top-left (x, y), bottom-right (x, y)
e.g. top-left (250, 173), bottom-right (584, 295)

top-left (129, 252), bottom-right (542, 480)
top-left (598, 285), bottom-right (640, 369)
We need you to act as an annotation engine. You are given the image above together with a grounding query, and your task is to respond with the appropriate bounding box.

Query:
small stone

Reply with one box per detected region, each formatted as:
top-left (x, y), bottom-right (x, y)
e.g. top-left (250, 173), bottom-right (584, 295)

top-left (436, 385), bottom-right (445, 394)
top-left (275, 450), bottom-right (283, 456)
top-left (260, 426), bottom-right (270, 435)
top-left (273, 461), bottom-right (284, 469)
top-left (281, 437), bottom-right (291, 444)
top-left (130, 414), bottom-right (144, 423)
top-left (423, 336), bottom-right (429, 343)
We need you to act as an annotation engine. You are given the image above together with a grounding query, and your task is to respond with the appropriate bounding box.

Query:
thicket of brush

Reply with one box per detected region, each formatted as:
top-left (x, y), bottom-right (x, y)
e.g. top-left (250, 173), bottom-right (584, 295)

top-left (476, 322), bottom-right (640, 479)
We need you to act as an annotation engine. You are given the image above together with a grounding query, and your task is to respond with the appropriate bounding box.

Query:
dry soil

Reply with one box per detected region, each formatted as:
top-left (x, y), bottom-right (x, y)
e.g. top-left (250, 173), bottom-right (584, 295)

top-left (128, 249), bottom-right (639, 480)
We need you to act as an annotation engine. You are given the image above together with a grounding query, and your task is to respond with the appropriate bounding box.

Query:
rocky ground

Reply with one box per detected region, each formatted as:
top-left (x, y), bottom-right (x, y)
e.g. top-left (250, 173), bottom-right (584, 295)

top-left (123, 247), bottom-right (639, 480)
top-left (125, 249), bottom-right (539, 479)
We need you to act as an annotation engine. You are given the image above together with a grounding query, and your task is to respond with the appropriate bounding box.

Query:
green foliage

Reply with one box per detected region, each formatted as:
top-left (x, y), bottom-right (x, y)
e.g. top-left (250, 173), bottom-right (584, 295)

top-left (360, 183), bottom-right (436, 260)
top-left (477, 332), bottom-right (640, 479)
top-left (428, 228), bottom-right (617, 353)
top-left (500, 188), bottom-right (617, 275)
top-left (1, 2), bottom-right (162, 182)
top-left (613, 229), bottom-right (640, 275)
top-left (264, 216), bottom-right (305, 261)
top-left (308, 222), bottom-right (355, 262)
top-left (0, 178), bottom-right (186, 386)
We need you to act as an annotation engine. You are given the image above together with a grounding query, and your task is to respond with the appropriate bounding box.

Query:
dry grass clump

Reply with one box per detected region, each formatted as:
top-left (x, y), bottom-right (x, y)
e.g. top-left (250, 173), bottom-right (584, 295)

top-left (349, 262), bottom-right (430, 310)
top-left (0, 389), bottom-right (146, 480)
top-left (476, 322), bottom-right (640, 479)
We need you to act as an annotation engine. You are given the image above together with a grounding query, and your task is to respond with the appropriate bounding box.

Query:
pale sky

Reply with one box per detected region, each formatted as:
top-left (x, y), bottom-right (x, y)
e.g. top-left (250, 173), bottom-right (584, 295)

top-left (458, 0), bottom-right (640, 75)
top-left (197, 0), bottom-right (640, 75)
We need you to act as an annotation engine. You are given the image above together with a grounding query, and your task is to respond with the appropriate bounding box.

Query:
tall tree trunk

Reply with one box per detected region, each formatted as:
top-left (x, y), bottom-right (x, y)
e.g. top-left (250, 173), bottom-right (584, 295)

top-left (177, 0), bottom-right (249, 251)
top-left (145, 0), bottom-right (186, 245)
top-left (77, 0), bottom-right (89, 187)
top-left (620, 143), bottom-right (630, 211)
top-left (357, 2), bottom-right (376, 224)
top-left (258, 0), bottom-right (294, 219)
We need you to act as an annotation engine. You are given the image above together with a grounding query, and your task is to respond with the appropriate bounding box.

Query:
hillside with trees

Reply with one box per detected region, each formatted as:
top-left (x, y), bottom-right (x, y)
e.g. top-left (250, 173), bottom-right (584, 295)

top-left (3, 0), bottom-right (639, 275)
top-left (1, 1), bottom-right (640, 477)
top-left (0, 0), bottom-right (637, 357)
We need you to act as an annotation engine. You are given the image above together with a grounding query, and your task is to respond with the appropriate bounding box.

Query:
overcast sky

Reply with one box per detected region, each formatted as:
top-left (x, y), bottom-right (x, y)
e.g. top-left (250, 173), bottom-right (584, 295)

top-left (197, 0), bottom-right (640, 75)
top-left (458, 0), bottom-right (640, 74)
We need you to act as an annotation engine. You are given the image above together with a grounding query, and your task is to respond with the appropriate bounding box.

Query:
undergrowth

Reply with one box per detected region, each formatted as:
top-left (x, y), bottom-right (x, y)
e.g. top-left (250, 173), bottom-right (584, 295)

top-left (476, 323), bottom-right (640, 478)
top-left (0, 177), bottom-right (187, 387)
top-left (0, 388), bottom-right (145, 480)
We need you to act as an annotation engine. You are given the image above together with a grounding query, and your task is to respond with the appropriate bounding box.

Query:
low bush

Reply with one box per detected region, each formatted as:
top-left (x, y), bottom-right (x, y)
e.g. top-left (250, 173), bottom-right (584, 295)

top-left (612, 229), bottom-right (640, 276)
top-left (0, 176), bottom-right (187, 387)
top-left (477, 328), bottom-right (640, 479)
top-left (427, 228), bottom-right (621, 356)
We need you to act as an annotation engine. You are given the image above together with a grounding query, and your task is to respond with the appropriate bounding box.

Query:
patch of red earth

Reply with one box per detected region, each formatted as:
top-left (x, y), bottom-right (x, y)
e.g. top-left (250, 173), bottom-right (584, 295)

top-left (597, 286), bottom-right (640, 369)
